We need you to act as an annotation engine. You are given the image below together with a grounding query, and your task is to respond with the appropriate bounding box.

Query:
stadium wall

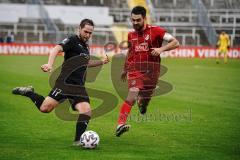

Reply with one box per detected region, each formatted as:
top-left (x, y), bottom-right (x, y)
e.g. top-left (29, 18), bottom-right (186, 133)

top-left (0, 43), bottom-right (240, 58)
top-left (0, 4), bottom-right (113, 25)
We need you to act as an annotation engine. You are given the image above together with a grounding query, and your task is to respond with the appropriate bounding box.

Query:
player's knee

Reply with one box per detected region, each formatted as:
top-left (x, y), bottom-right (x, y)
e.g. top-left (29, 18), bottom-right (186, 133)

top-left (81, 106), bottom-right (91, 116)
top-left (129, 87), bottom-right (140, 93)
top-left (126, 87), bottom-right (139, 103)
top-left (75, 102), bottom-right (92, 116)
top-left (40, 104), bottom-right (53, 113)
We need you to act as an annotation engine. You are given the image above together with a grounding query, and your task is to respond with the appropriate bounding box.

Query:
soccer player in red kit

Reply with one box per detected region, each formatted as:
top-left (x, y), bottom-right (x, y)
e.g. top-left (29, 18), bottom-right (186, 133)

top-left (115, 6), bottom-right (179, 137)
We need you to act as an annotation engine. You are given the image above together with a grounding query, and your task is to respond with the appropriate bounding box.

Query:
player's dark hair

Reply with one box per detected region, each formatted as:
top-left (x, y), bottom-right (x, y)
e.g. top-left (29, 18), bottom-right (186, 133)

top-left (80, 19), bottom-right (94, 28)
top-left (131, 6), bottom-right (146, 18)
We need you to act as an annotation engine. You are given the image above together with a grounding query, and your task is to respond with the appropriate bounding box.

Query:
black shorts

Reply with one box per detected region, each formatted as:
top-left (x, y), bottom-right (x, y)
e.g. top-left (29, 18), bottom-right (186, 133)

top-left (48, 87), bottom-right (90, 111)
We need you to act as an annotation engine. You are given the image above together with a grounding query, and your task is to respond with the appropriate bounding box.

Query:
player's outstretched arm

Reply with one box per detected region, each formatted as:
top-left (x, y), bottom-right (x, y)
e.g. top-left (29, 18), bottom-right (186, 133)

top-left (151, 33), bottom-right (180, 56)
top-left (87, 55), bottom-right (109, 68)
top-left (41, 45), bottom-right (63, 72)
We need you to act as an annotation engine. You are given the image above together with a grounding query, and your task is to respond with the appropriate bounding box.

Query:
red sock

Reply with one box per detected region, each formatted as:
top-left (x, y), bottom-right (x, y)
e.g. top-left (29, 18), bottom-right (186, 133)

top-left (117, 101), bottom-right (132, 125)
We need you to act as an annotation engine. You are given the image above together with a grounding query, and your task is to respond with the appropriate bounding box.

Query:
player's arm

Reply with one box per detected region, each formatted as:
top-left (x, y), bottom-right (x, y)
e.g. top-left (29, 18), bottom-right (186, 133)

top-left (41, 45), bottom-right (63, 72)
top-left (87, 56), bottom-right (109, 68)
top-left (123, 50), bottom-right (129, 72)
top-left (121, 35), bottom-right (131, 81)
top-left (120, 50), bottom-right (130, 82)
top-left (151, 33), bottom-right (180, 56)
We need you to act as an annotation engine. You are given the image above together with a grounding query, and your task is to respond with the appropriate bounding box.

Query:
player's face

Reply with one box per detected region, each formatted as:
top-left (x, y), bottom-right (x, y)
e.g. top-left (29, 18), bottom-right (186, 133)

top-left (79, 24), bottom-right (94, 42)
top-left (131, 14), bottom-right (145, 31)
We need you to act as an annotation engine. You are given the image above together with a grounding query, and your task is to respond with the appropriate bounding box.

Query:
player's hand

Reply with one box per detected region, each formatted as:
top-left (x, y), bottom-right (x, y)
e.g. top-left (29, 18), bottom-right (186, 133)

top-left (151, 48), bottom-right (163, 56)
top-left (121, 70), bottom-right (127, 82)
top-left (102, 55), bottom-right (110, 64)
top-left (41, 64), bottom-right (52, 72)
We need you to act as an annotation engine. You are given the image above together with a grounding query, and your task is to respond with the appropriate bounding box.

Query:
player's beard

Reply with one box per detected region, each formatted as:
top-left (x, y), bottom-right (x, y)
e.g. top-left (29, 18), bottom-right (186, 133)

top-left (82, 37), bottom-right (88, 42)
top-left (79, 35), bottom-right (88, 43)
top-left (133, 23), bottom-right (144, 31)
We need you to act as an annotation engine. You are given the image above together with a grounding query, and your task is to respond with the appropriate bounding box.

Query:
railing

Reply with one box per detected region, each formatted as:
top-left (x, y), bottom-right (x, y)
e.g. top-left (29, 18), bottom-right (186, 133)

top-left (1, 26), bottom-right (240, 46)
top-left (191, 0), bottom-right (217, 46)
top-left (110, 8), bottom-right (240, 26)
top-left (0, 27), bottom-right (116, 45)
top-left (26, 0), bottom-right (60, 42)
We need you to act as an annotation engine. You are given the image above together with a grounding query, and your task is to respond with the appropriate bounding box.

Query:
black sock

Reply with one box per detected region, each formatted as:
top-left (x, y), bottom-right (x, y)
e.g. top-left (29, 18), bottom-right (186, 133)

top-left (74, 114), bottom-right (90, 141)
top-left (25, 92), bottom-right (45, 110)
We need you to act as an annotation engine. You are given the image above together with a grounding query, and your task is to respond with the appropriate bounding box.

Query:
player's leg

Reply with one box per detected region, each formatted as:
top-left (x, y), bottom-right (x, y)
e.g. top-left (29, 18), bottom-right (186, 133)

top-left (137, 97), bottom-right (151, 115)
top-left (216, 49), bottom-right (221, 64)
top-left (137, 87), bottom-right (155, 115)
top-left (39, 96), bottom-right (59, 113)
top-left (12, 86), bottom-right (60, 113)
top-left (116, 87), bottom-right (139, 137)
top-left (12, 86), bottom-right (46, 111)
top-left (118, 87), bottom-right (139, 125)
top-left (137, 72), bottom-right (159, 114)
top-left (72, 97), bottom-right (91, 145)
top-left (223, 49), bottom-right (228, 64)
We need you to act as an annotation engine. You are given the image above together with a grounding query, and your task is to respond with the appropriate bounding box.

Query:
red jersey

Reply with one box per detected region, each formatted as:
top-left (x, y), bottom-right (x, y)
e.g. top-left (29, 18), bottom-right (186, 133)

top-left (126, 24), bottom-right (166, 78)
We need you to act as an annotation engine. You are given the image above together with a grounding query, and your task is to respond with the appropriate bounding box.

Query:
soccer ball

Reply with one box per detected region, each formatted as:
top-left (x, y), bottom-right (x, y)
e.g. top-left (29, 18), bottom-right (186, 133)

top-left (80, 130), bottom-right (100, 149)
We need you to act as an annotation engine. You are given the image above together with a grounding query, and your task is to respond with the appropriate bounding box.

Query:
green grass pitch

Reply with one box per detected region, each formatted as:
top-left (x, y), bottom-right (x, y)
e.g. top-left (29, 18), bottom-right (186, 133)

top-left (0, 56), bottom-right (240, 160)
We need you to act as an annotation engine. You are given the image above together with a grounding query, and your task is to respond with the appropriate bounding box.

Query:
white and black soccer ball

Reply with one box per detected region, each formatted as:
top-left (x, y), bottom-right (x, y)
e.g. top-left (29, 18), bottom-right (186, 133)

top-left (80, 130), bottom-right (100, 149)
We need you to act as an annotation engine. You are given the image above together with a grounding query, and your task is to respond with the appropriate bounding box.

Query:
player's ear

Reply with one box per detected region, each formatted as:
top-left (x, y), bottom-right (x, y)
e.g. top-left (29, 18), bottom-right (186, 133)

top-left (143, 16), bottom-right (147, 21)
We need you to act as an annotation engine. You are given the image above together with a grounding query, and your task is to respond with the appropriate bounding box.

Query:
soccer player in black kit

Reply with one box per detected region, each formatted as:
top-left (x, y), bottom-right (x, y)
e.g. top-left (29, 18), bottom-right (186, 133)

top-left (12, 19), bottom-right (109, 145)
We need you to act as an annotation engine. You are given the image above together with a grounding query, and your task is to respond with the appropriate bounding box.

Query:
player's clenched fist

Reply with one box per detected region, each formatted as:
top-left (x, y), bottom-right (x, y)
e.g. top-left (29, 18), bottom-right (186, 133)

top-left (102, 55), bottom-right (110, 64)
top-left (41, 64), bottom-right (52, 72)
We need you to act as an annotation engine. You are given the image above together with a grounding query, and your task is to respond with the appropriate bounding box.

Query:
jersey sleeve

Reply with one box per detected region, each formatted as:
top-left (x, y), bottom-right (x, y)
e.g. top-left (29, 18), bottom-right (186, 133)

top-left (155, 26), bottom-right (166, 40)
top-left (58, 36), bottom-right (73, 52)
top-left (127, 32), bottom-right (131, 49)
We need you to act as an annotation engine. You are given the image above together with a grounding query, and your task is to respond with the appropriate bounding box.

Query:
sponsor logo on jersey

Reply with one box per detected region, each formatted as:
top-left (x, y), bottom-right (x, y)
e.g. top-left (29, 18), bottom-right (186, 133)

top-left (144, 34), bottom-right (150, 41)
top-left (135, 42), bottom-right (149, 52)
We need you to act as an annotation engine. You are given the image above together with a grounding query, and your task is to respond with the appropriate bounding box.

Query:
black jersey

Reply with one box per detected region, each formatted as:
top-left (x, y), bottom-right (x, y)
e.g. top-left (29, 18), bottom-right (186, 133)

top-left (56, 34), bottom-right (90, 86)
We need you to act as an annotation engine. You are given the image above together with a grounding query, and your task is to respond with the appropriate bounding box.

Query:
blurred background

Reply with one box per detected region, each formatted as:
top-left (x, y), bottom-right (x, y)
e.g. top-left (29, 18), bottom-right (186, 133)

top-left (0, 0), bottom-right (239, 46)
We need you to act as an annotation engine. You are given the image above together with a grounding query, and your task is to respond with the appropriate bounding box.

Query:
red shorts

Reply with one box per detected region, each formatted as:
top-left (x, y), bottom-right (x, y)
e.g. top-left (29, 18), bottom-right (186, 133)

top-left (127, 71), bottom-right (160, 98)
